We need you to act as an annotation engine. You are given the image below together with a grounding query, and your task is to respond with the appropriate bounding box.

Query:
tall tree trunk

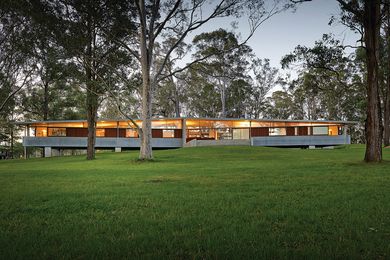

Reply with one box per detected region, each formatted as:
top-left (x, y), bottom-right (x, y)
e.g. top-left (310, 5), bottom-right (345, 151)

top-left (174, 87), bottom-right (181, 118)
top-left (167, 59), bottom-right (180, 118)
top-left (385, 4), bottom-right (390, 147)
top-left (219, 79), bottom-right (226, 118)
top-left (43, 81), bottom-right (49, 121)
top-left (364, 0), bottom-right (382, 162)
top-left (385, 88), bottom-right (390, 146)
top-left (138, 0), bottom-right (153, 160)
top-left (10, 123), bottom-right (14, 159)
top-left (85, 22), bottom-right (97, 160)
top-left (221, 85), bottom-right (226, 118)
top-left (86, 69), bottom-right (98, 160)
top-left (139, 76), bottom-right (153, 160)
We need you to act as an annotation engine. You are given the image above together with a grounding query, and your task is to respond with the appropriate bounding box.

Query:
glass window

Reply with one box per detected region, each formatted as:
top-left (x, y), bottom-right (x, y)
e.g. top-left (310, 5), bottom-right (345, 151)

top-left (48, 128), bottom-right (66, 136)
top-left (269, 128), bottom-right (286, 136)
top-left (328, 126), bottom-right (338, 136)
top-left (96, 129), bottom-right (105, 137)
top-left (126, 129), bottom-right (138, 138)
top-left (217, 128), bottom-right (232, 140)
top-left (233, 129), bottom-right (249, 139)
top-left (163, 129), bottom-right (175, 138)
top-left (35, 127), bottom-right (47, 137)
top-left (313, 126), bottom-right (328, 135)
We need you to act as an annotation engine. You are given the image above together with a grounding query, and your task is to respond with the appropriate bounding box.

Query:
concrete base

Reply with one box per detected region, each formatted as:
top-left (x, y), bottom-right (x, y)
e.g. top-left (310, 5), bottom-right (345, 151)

top-left (323, 146), bottom-right (334, 149)
top-left (52, 148), bottom-right (61, 157)
top-left (44, 147), bottom-right (52, 157)
top-left (184, 139), bottom-right (250, 147)
top-left (115, 147), bottom-right (122, 153)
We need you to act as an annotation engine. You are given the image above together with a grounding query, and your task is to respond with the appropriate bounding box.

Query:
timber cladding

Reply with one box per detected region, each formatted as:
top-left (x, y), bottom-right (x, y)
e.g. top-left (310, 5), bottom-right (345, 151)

top-left (104, 128), bottom-right (126, 137)
top-left (104, 128), bottom-right (117, 137)
top-left (64, 128), bottom-right (177, 138)
top-left (298, 126), bottom-right (308, 136)
top-left (174, 129), bottom-right (182, 138)
top-left (251, 127), bottom-right (269, 137)
top-left (286, 127), bottom-right (295, 136)
top-left (152, 129), bottom-right (163, 138)
top-left (66, 128), bottom-right (88, 137)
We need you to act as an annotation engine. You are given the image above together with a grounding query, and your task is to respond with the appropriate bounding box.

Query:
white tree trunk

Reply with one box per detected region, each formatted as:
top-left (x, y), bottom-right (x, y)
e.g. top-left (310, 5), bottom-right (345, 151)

top-left (138, 0), bottom-right (153, 160)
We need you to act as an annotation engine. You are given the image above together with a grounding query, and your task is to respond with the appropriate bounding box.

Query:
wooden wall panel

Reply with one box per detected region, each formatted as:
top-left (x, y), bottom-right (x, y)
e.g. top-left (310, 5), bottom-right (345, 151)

top-left (286, 127), bottom-right (295, 136)
top-left (298, 126), bottom-right (308, 136)
top-left (118, 129), bottom-right (126, 137)
top-left (66, 128), bottom-right (88, 137)
top-left (152, 129), bottom-right (163, 138)
top-left (174, 129), bottom-right (182, 138)
top-left (105, 128), bottom-right (117, 137)
top-left (251, 127), bottom-right (269, 137)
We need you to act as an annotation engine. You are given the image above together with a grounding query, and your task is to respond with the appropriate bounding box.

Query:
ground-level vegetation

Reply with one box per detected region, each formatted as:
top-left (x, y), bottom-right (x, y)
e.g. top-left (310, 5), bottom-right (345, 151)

top-left (0, 145), bottom-right (389, 258)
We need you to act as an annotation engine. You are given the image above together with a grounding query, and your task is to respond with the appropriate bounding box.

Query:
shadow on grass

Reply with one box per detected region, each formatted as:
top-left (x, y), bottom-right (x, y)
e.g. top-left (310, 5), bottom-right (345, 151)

top-left (343, 159), bottom-right (390, 168)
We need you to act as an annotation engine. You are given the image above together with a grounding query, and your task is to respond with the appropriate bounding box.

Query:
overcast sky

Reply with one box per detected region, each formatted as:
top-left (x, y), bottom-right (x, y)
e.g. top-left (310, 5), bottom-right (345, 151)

top-left (185, 0), bottom-right (360, 72)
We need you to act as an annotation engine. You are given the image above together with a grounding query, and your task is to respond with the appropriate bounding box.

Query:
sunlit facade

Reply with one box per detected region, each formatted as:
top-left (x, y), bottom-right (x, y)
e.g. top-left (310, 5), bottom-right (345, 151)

top-left (19, 117), bottom-right (353, 157)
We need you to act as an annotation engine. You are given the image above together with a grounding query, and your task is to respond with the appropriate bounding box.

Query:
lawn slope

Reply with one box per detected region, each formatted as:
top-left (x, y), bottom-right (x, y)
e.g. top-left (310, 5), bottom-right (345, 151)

top-left (0, 146), bottom-right (389, 259)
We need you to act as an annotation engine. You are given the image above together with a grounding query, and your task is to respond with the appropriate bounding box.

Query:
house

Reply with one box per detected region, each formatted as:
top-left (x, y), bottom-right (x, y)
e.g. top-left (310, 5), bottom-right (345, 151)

top-left (18, 117), bottom-right (353, 157)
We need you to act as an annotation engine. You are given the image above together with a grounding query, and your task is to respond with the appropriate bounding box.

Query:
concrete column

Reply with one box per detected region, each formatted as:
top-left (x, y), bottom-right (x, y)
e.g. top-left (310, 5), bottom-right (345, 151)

top-left (344, 125), bottom-right (350, 144)
top-left (115, 147), bottom-right (121, 153)
top-left (23, 125), bottom-right (29, 159)
top-left (294, 127), bottom-right (298, 136)
top-left (249, 121), bottom-right (252, 146)
top-left (182, 118), bottom-right (187, 147)
top-left (44, 147), bottom-right (52, 157)
top-left (343, 125), bottom-right (349, 136)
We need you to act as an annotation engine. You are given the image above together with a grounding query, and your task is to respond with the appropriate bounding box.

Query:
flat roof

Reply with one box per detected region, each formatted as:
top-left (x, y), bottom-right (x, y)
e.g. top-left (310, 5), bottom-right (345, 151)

top-left (16, 117), bottom-right (357, 125)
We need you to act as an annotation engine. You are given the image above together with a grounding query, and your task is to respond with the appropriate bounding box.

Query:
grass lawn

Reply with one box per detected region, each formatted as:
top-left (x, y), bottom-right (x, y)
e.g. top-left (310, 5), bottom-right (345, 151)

top-left (0, 145), bottom-right (389, 259)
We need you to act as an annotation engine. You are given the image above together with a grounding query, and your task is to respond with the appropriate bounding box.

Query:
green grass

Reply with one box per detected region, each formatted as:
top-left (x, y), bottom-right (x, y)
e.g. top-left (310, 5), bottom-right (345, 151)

top-left (0, 145), bottom-right (389, 259)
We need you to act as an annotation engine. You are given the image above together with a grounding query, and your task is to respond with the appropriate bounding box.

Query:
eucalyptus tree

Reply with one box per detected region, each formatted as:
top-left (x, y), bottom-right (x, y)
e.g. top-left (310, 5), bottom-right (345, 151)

top-left (120, 0), bottom-right (295, 160)
top-left (19, 0), bottom-right (135, 160)
top-left (281, 34), bottom-right (351, 118)
top-left (264, 90), bottom-right (295, 119)
top-left (190, 29), bottom-right (252, 118)
top-left (382, 2), bottom-right (390, 146)
top-left (225, 79), bottom-right (252, 118)
top-left (334, 0), bottom-right (383, 162)
top-left (248, 58), bottom-right (279, 118)
top-left (0, 3), bottom-right (36, 158)
top-left (281, 31), bottom-right (372, 150)
top-left (153, 77), bottom-right (184, 117)
top-left (291, 0), bottom-right (383, 162)
top-left (184, 69), bottom-right (222, 117)
top-left (0, 4), bottom-right (34, 113)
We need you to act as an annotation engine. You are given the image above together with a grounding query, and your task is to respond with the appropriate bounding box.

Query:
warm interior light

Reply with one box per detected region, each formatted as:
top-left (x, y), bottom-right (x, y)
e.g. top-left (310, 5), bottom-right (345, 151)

top-left (328, 126), bottom-right (339, 136)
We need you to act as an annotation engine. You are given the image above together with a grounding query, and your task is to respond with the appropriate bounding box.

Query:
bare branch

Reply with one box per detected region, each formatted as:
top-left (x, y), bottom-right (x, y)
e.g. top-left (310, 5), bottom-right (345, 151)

top-left (0, 71), bottom-right (32, 112)
top-left (154, 0), bottom-right (236, 82)
top-left (153, 0), bottom-right (182, 40)
top-left (76, 53), bottom-right (143, 135)
top-left (155, 0), bottom-right (291, 83)
top-left (114, 38), bottom-right (141, 62)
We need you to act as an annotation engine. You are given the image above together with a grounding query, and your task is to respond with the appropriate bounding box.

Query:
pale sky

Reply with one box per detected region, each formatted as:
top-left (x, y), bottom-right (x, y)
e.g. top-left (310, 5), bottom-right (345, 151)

top-left (247, 0), bottom-right (359, 68)
top-left (185, 0), bottom-right (360, 72)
